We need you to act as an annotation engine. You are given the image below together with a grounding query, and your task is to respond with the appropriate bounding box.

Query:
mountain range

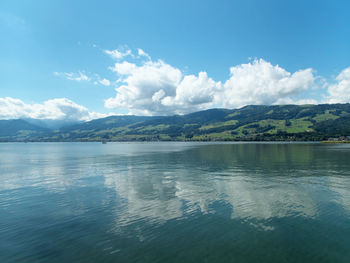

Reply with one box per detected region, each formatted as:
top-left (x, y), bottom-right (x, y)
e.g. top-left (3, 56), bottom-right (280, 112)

top-left (1, 104), bottom-right (350, 142)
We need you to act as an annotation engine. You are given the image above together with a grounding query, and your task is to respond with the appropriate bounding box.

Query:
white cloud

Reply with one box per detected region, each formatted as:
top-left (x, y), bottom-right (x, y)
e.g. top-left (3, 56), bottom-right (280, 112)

top-left (54, 71), bottom-right (91, 82)
top-left (137, 48), bottom-right (151, 60)
top-left (98, 78), bottom-right (111, 86)
top-left (55, 71), bottom-right (113, 87)
top-left (152, 89), bottom-right (166, 102)
top-left (50, 47), bottom-right (350, 118)
top-left (105, 59), bottom-right (183, 115)
top-left (218, 59), bottom-right (316, 108)
top-left (104, 48), bottom-right (132, 60)
top-left (0, 97), bottom-right (107, 121)
top-left (161, 72), bottom-right (221, 113)
top-left (105, 54), bottom-right (317, 115)
top-left (109, 61), bottom-right (137, 75)
top-left (274, 98), bottom-right (319, 105)
top-left (325, 67), bottom-right (350, 103)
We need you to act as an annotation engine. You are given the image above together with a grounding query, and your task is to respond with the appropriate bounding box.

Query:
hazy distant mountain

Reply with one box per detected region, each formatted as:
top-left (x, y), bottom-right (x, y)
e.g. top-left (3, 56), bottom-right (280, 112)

top-left (0, 119), bottom-right (50, 141)
top-left (1, 104), bottom-right (350, 142)
top-left (24, 118), bottom-right (81, 130)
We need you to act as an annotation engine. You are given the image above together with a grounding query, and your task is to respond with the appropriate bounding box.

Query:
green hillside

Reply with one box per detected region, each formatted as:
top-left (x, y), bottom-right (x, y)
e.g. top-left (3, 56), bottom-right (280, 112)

top-left (30, 103), bottom-right (350, 142)
top-left (1, 104), bottom-right (350, 142)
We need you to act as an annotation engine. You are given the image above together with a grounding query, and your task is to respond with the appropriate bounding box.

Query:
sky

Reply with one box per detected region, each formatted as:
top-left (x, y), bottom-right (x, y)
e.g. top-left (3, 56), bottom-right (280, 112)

top-left (1, 0), bottom-right (350, 121)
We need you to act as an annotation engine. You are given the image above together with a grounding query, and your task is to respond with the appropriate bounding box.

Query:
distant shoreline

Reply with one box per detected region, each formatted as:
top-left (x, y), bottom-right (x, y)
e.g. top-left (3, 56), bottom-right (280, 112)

top-left (321, 141), bottom-right (350, 144)
top-left (0, 140), bottom-right (328, 143)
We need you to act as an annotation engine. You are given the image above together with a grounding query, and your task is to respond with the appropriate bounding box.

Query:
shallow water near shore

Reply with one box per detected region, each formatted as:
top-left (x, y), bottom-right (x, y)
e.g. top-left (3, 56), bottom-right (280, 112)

top-left (1, 142), bottom-right (350, 262)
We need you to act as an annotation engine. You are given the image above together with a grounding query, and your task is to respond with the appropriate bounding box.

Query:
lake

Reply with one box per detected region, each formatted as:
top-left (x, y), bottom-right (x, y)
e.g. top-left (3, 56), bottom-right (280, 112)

top-left (0, 142), bottom-right (350, 262)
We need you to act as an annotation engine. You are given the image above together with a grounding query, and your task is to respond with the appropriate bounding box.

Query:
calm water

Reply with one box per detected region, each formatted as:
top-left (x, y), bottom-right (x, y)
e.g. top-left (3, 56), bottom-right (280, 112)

top-left (0, 142), bottom-right (350, 263)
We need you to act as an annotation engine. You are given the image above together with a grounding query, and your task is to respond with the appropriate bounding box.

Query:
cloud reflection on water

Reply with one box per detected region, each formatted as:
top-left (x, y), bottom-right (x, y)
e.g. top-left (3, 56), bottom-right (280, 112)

top-left (1, 142), bottom-right (349, 229)
top-left (102, 143), bottom-right (350, 230)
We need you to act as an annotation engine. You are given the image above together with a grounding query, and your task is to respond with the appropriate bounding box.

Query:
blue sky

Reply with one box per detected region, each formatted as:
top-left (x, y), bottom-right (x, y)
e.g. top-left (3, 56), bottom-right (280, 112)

top-left (1, 0), bottom-right (350, 120)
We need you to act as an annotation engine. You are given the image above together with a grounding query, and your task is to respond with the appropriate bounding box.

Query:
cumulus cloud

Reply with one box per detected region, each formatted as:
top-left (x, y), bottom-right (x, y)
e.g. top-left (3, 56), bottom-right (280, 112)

top-left (105, 53), bottom-right (317, 115)
top-left (0, 97), bottom-right (107, 121)
top-left (105, 59), bottom-right (222, 115)
top-left (109, 61), bottom-right (137, 75)
top-left (54, 71), bottom-right (91, 82)
top-left (50, 47), bottom-right (350, 118)
top-left (105, 60), bottom-right (182, 115)
top-left (218, 59), bottom-right (316, 108)
top-left (325, 67), bottom-right (350, 103)
top-left (161, 72), bottom-right (221, 112)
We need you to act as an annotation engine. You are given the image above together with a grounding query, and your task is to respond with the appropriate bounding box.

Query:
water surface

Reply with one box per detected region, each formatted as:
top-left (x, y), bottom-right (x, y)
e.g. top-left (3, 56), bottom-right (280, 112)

top-left (1, 142), bottom-right (350, 262)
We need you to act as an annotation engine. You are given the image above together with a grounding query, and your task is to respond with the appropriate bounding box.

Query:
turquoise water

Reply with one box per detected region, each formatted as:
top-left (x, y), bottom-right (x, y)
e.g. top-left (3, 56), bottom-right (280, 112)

top-left (0, 142), bottom-right (350, 262)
